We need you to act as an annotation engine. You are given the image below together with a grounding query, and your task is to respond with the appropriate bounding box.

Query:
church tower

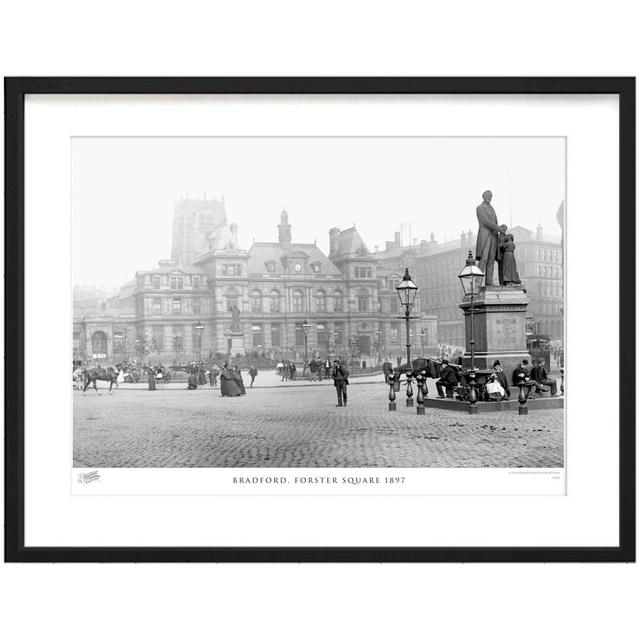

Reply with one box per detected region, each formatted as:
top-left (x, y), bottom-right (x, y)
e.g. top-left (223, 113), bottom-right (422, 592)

top-left (171, 194), bottom-right (227, 265)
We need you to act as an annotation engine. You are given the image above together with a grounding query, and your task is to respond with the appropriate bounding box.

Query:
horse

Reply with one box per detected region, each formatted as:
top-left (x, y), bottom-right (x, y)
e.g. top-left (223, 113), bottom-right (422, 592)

top-left (82, 365), bottom-right (120, 395)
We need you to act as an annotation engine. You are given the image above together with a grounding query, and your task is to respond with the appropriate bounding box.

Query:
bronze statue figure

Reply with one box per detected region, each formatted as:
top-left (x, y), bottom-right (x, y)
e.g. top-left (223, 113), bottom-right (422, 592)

top-left (475, 190), bottom-right (506, 286)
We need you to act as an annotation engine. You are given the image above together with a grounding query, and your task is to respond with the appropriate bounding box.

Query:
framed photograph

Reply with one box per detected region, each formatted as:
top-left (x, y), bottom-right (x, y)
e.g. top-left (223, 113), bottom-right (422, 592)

top-left (5, 77), bottom-right (635, 562)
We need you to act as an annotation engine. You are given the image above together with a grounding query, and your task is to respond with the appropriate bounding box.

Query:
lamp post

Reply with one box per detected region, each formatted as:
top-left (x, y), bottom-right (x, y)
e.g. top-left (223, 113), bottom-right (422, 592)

top-left (457, 251), bottom-right (485, 371)
top-left (396, 268), bottom-right (419, 367)
top-left (194, 321), bottom-right (205, 363)
top-left (375, 328), bottom-right (383, 363)
top-left (302, 318), bottom-right (312, 363)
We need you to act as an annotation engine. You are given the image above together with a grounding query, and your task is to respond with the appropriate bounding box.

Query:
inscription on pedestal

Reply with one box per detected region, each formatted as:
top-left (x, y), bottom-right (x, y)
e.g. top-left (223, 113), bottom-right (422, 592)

top-left (495, 316), bottom-right (519, 351)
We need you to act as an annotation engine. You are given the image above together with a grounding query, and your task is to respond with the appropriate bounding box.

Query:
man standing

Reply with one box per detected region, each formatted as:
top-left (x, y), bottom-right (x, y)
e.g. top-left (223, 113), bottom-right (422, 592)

top-left (531, 359), bottom-right (558, 396)
top-left (331, 358), bottom-right (350, 407)
top-left (475, 190), bottom-right (506, 286)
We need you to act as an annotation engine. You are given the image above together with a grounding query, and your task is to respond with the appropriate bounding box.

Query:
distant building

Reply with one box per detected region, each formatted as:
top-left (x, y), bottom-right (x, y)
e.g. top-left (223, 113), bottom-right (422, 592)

top-left (73, 198), bottom-right (438, 365)
top-left (376, 222), bottom-right (564, 346)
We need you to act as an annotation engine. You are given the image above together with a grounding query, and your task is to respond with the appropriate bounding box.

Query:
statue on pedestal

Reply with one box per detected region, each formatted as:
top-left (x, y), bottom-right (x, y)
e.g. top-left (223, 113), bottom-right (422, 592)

top-left (475, 190), bottom-right (506, 286)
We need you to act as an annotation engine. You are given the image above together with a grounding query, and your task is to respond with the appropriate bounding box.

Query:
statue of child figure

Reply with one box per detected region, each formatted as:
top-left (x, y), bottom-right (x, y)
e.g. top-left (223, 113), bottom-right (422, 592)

top-left (498, 225), bottom-right (521, 286)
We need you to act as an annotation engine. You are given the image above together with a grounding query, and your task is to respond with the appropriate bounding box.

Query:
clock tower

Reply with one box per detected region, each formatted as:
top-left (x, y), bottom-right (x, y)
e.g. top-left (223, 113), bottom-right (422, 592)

top-left (278, 208), bottom-right (292, 248)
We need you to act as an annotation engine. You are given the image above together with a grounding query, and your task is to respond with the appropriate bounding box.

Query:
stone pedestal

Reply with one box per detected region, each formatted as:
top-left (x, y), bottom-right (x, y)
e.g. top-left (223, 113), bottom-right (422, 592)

top-left (225, 332), bottom-right (245, 356)
top-left (459, 285), bottom-right (531, 384)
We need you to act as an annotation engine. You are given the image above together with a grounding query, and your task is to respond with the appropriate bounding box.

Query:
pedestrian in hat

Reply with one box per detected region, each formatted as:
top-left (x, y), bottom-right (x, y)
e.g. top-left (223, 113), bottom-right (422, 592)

top-left (331, 358), bottom-right (350, 407)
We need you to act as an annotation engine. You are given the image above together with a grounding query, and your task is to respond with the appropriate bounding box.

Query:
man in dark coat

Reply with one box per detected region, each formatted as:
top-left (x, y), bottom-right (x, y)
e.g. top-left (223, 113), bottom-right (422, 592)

top-left (248, 365), bottom-right (258, 387)
top-left (436, 359), bottom-right (458, 398)
top-left (513, 358), bottom-right (545, 398)
top-left (331, 359), bottom-right (350, 407)
top-left (531, 359), bottom-right (558, 396)
top-left (475, 190), bottom-right (506, 286)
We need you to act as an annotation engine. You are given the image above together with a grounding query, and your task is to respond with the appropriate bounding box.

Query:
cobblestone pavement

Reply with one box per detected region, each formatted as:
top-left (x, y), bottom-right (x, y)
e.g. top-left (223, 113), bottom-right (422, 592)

top-left (73, 383), bottom-right (564, 468)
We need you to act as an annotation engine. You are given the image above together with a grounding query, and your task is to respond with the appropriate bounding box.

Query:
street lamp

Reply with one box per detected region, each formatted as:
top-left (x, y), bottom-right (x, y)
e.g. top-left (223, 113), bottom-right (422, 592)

top-left (194, 321), bottom-right (205, 363)
top-left (135, 338), bottom-right (143, 366)
top-left (302, 319), bottom-right (312, 363)
top-left (375, 328), bottom-right (383, 363)
top-left (457, 250), bottom-right (485, 371)
top-left (396, 268), bottom-right (419, 367)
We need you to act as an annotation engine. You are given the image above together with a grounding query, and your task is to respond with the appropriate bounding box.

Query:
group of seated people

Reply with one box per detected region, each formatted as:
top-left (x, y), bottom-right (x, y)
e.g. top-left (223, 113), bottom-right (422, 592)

top-left (436, 357), bottom-right (559, 401)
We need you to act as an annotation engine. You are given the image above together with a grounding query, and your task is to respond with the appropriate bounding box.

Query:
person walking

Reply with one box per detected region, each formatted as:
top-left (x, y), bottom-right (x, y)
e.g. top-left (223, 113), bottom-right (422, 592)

top-left (248, 365), bottom-right (258, 387)
top-left (331, 358), bottom-right (350, 407)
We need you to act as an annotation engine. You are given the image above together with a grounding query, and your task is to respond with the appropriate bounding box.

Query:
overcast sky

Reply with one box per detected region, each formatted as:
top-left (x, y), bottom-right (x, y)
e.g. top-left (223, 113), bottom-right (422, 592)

top-left (72, 136), bottom-right (565, 289)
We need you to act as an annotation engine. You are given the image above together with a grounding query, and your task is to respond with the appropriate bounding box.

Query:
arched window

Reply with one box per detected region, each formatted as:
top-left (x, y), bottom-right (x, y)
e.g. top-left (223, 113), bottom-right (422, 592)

top-left (270, 290), bottom-right (281, 312)
top-left (333, 290), bottom-right (344, 312)
top-left (91, 331), bottom-right (108, 356)
top-left (315, 290), bottom-right (326, 312)
top-left (293, 289), bottom-right (305, 312)
top-left (251, 290), bottom-right (262, 313)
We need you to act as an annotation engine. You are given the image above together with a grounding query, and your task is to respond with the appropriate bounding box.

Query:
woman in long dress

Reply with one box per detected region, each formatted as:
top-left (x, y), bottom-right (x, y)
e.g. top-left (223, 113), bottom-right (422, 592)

top-left (147, 367), bottom-right (157, 391)
top-left (500, 234), bottom-right (521, 285)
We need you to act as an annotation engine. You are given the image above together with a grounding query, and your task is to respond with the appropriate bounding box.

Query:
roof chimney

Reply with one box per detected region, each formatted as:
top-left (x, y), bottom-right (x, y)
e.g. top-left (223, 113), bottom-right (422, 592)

top-left (394, 231), bottom-right (401, 247)
top-left (329, 227), bottom-right (340, 259)
top-left (536, 224), bottom-right (543, 241)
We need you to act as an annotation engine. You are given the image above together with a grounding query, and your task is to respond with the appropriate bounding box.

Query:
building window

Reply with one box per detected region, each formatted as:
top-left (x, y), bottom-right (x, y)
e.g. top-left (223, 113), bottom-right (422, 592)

top-left (153, 327), bottom-right (163, 351)
top-left (390, 297), bottom-right (399, 314)
top-left (265, 261), bottom-right (277, 273)
top-left (172, 298), bottom-right (182, 314)
top-left (270, 291), bottom-right (280, 312)
top-left (226, 287), bottom-right (239, 312)
top-left (144, 274), bottom-right (151, 286)
top-left (91, 331), bottom-right (108, 357)
top-left (311, 262), bottom-right (321, 273)
top-left (333, 291), bottom-right (344, 312)
top-left (271, 325), bottom-right (281, 347)
top-left (315, 290), bottom-right (326, 312)
top-left (334, 322), bottom-right (344, 345)
top-left (252, 325), bottom-right (263, 347)
top-left (152, 298), bottom-right (162, 314)
top-left (316, 323), bottom-right (326, 348)
top-left (223, 264), bottom-right (241, 277)
top-left (295, 323), bottom-right (305, 346)
top-left (152, 276), bottom-right (160, 289)
top-left (251, 290), bottom-right (262, 313)
top-left (170, 276), bottom-right (177, 289)
top-left (358, 296), bottom-right (369, 312)
top-left (293, 290), bottom-right (305, 312)
top-left (193, 276), bottom-right (200, 289)
top-left (192, 297), bottom-right (201, 315)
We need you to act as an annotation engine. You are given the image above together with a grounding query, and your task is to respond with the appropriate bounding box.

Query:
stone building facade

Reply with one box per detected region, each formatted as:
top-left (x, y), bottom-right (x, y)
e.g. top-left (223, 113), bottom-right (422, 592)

top-left (73, 197), bottom-right (437, 365)
top-left (376, 222), bottom-right (564, 347)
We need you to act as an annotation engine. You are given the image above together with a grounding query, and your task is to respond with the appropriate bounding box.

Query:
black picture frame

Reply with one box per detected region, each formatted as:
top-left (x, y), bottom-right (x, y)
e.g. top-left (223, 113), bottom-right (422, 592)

top-left (4, 77), bottom-right (635, 563)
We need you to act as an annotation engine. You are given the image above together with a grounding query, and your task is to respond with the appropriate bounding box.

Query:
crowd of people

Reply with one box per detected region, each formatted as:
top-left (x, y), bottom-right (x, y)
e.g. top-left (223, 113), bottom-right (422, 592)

top-left (434, 357), bottom-right (562, 402)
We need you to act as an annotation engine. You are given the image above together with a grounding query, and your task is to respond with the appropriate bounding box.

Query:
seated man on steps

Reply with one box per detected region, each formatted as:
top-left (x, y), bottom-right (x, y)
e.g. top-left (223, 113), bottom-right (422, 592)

top-left (530, 358), bottom-right (558, 396)
top-left (436, 359), bottom-right (459, 398)
top-left (513, 358), bottom-right (547, 399)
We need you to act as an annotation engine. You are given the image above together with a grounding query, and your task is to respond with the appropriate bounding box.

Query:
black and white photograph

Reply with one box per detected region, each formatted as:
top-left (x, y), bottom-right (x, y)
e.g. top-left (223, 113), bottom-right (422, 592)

top-left (72, 136), bottom-right (566, 471)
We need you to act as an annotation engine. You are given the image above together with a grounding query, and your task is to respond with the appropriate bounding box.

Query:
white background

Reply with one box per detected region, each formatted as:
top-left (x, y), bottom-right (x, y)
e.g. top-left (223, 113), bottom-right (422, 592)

top-left (1, 1), bottom-right (638, 639)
